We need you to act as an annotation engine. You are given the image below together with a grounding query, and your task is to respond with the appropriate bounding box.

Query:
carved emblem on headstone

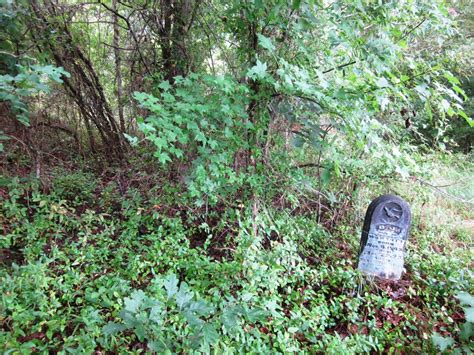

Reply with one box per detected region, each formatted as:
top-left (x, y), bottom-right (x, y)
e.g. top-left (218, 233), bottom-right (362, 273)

top-left (358, 195), bottom-right (411, 280)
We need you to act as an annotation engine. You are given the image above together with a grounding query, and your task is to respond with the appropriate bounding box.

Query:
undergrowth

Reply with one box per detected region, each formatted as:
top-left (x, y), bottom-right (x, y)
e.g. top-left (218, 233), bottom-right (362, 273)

top-left (0, 154), bottom-right (473, 354)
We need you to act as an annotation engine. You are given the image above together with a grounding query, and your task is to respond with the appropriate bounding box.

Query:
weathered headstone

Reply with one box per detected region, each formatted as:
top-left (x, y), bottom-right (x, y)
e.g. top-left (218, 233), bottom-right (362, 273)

top-left (358, 194), bottom-right (411, 280)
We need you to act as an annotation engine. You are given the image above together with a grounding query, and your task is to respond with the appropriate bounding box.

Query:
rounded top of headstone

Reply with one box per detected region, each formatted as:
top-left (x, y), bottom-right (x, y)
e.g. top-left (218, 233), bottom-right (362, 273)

top-left (367, 194), bottom-right (410, 212)
top-left (363, 194), bottom-right (411, 238)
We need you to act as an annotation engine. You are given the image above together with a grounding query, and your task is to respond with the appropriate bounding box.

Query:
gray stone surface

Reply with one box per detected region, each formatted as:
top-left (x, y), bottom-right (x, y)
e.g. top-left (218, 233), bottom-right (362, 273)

top-left (358, 194), bottom-right (411, 280)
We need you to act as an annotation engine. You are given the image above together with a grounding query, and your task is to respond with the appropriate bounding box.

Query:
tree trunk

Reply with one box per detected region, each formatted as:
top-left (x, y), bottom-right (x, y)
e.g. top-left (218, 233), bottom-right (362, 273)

top-left (29, 0), bottom-right (126, 162)
top-left (160, 0), bottom-right (194, 82)
top-left (112, 0), bottom-right (125, 133)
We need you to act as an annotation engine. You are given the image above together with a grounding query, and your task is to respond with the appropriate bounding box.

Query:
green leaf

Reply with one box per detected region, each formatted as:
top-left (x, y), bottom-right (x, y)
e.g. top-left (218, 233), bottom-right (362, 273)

top-left (158, 152), bottom-right (172, 165)
top-left (185, 310), bottom-right (205, 328)
top-left (292, 0), bottom-right (302, 10)
top-left (245, 308), bottom-right (267, 322)
top-left (124, 290), bottom-right (146, 313)
top-left (464, 307), bottom-right (474, 323)
top-left (102, 322), bottom-right (127, 335)
top-left (443, 72), bottom-right (461, 85)
top-left (247, 60), bottom-right (268, 80)
top-left (456, 292), bottom-right (474, 307)
top-left (176, 283), bottom-right (193, 310)
top-left (452, 85), bottom-right (468, 100)
top-left (0, 132), bottom-right (10, 141)
top-left (222, 307), bottom-right (240, 331)
top-left (431, 333), bottom-right (454, 351)
top-left (133, 324), bottom-right (147, 342)
top-left (202, 323), bottom-right (219, 345)
top-left (153, 136), bottom-right (167, 150)
top-left (148, 340), bottom-right (168, 352)
top-left (458, 111), bottom-right (474, 127)
top-left (158, 80), bottom-right (172, 91)
top-left (163, 274), bottom-right (179, 299)
top-left (460, 322), bottom-right (473, 341)
top-left (257, 34), bottom-right (275, 52)
top-left (0, 176), bottom-right (13, 186)
top-left (123, 133), bottom-right (139, 146)
top-left (134, 92), bottom-right (161, 109)
top-left (149, 305), bottom-right (163, 324)
top-left (32, 65), bottom-right (70, 83)
top-left (321, 167), bottom-right (331, 186)
top-left (189, 300), bottom-right (212, 316)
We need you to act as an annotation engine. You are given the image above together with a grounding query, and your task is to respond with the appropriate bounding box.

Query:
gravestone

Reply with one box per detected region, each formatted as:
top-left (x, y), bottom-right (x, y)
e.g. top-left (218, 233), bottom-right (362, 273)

top-left (358, 194), bottom-right (411, 280)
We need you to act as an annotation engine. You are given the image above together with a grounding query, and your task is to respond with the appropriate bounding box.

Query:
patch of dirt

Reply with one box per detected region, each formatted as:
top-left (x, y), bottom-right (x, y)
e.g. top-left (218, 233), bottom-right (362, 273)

top-left (0, 248), bottom-right (24, 266)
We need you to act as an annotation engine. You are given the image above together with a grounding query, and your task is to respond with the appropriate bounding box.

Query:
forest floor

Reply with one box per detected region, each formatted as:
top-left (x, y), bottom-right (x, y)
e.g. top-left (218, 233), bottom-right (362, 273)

top-left (0, 153), bottom-right (473, 353)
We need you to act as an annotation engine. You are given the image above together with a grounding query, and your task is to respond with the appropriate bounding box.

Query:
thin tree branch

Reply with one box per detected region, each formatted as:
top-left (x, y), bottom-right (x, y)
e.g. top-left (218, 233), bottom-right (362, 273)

top-left (99, 0), bottom-right (151, 75)
top-left (322, 60), bottom-right (357, 74)
top-left (400, 17), bottom-right (428, 41)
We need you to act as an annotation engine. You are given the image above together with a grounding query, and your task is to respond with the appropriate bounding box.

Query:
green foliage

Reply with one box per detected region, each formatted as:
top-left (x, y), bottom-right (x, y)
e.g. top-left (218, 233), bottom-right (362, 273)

top-left (431, 333), bottom-right (455, 352)
top-left (431, 291), bottom-right (474, 352)
top-left (103, 275), bottom-right (268, 352)
top-left (132, 0), bottom-right (473, 211)
top-left (1, 155), bottom-right (472, 352)
top-left (0, 0), bottom-right (70, 155)
top-left (457, 292), bottom-right (474, 323)
top-left (0, 64), bottom-right (69, 125)
top-left (0, 0), bottom-right (24, 72)
top-left (135, 74), bottom-right (251, 205)
top-left (50, 169), bottom-right (97, 205)
top-left (456, 292), bottom-right (474, 347)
